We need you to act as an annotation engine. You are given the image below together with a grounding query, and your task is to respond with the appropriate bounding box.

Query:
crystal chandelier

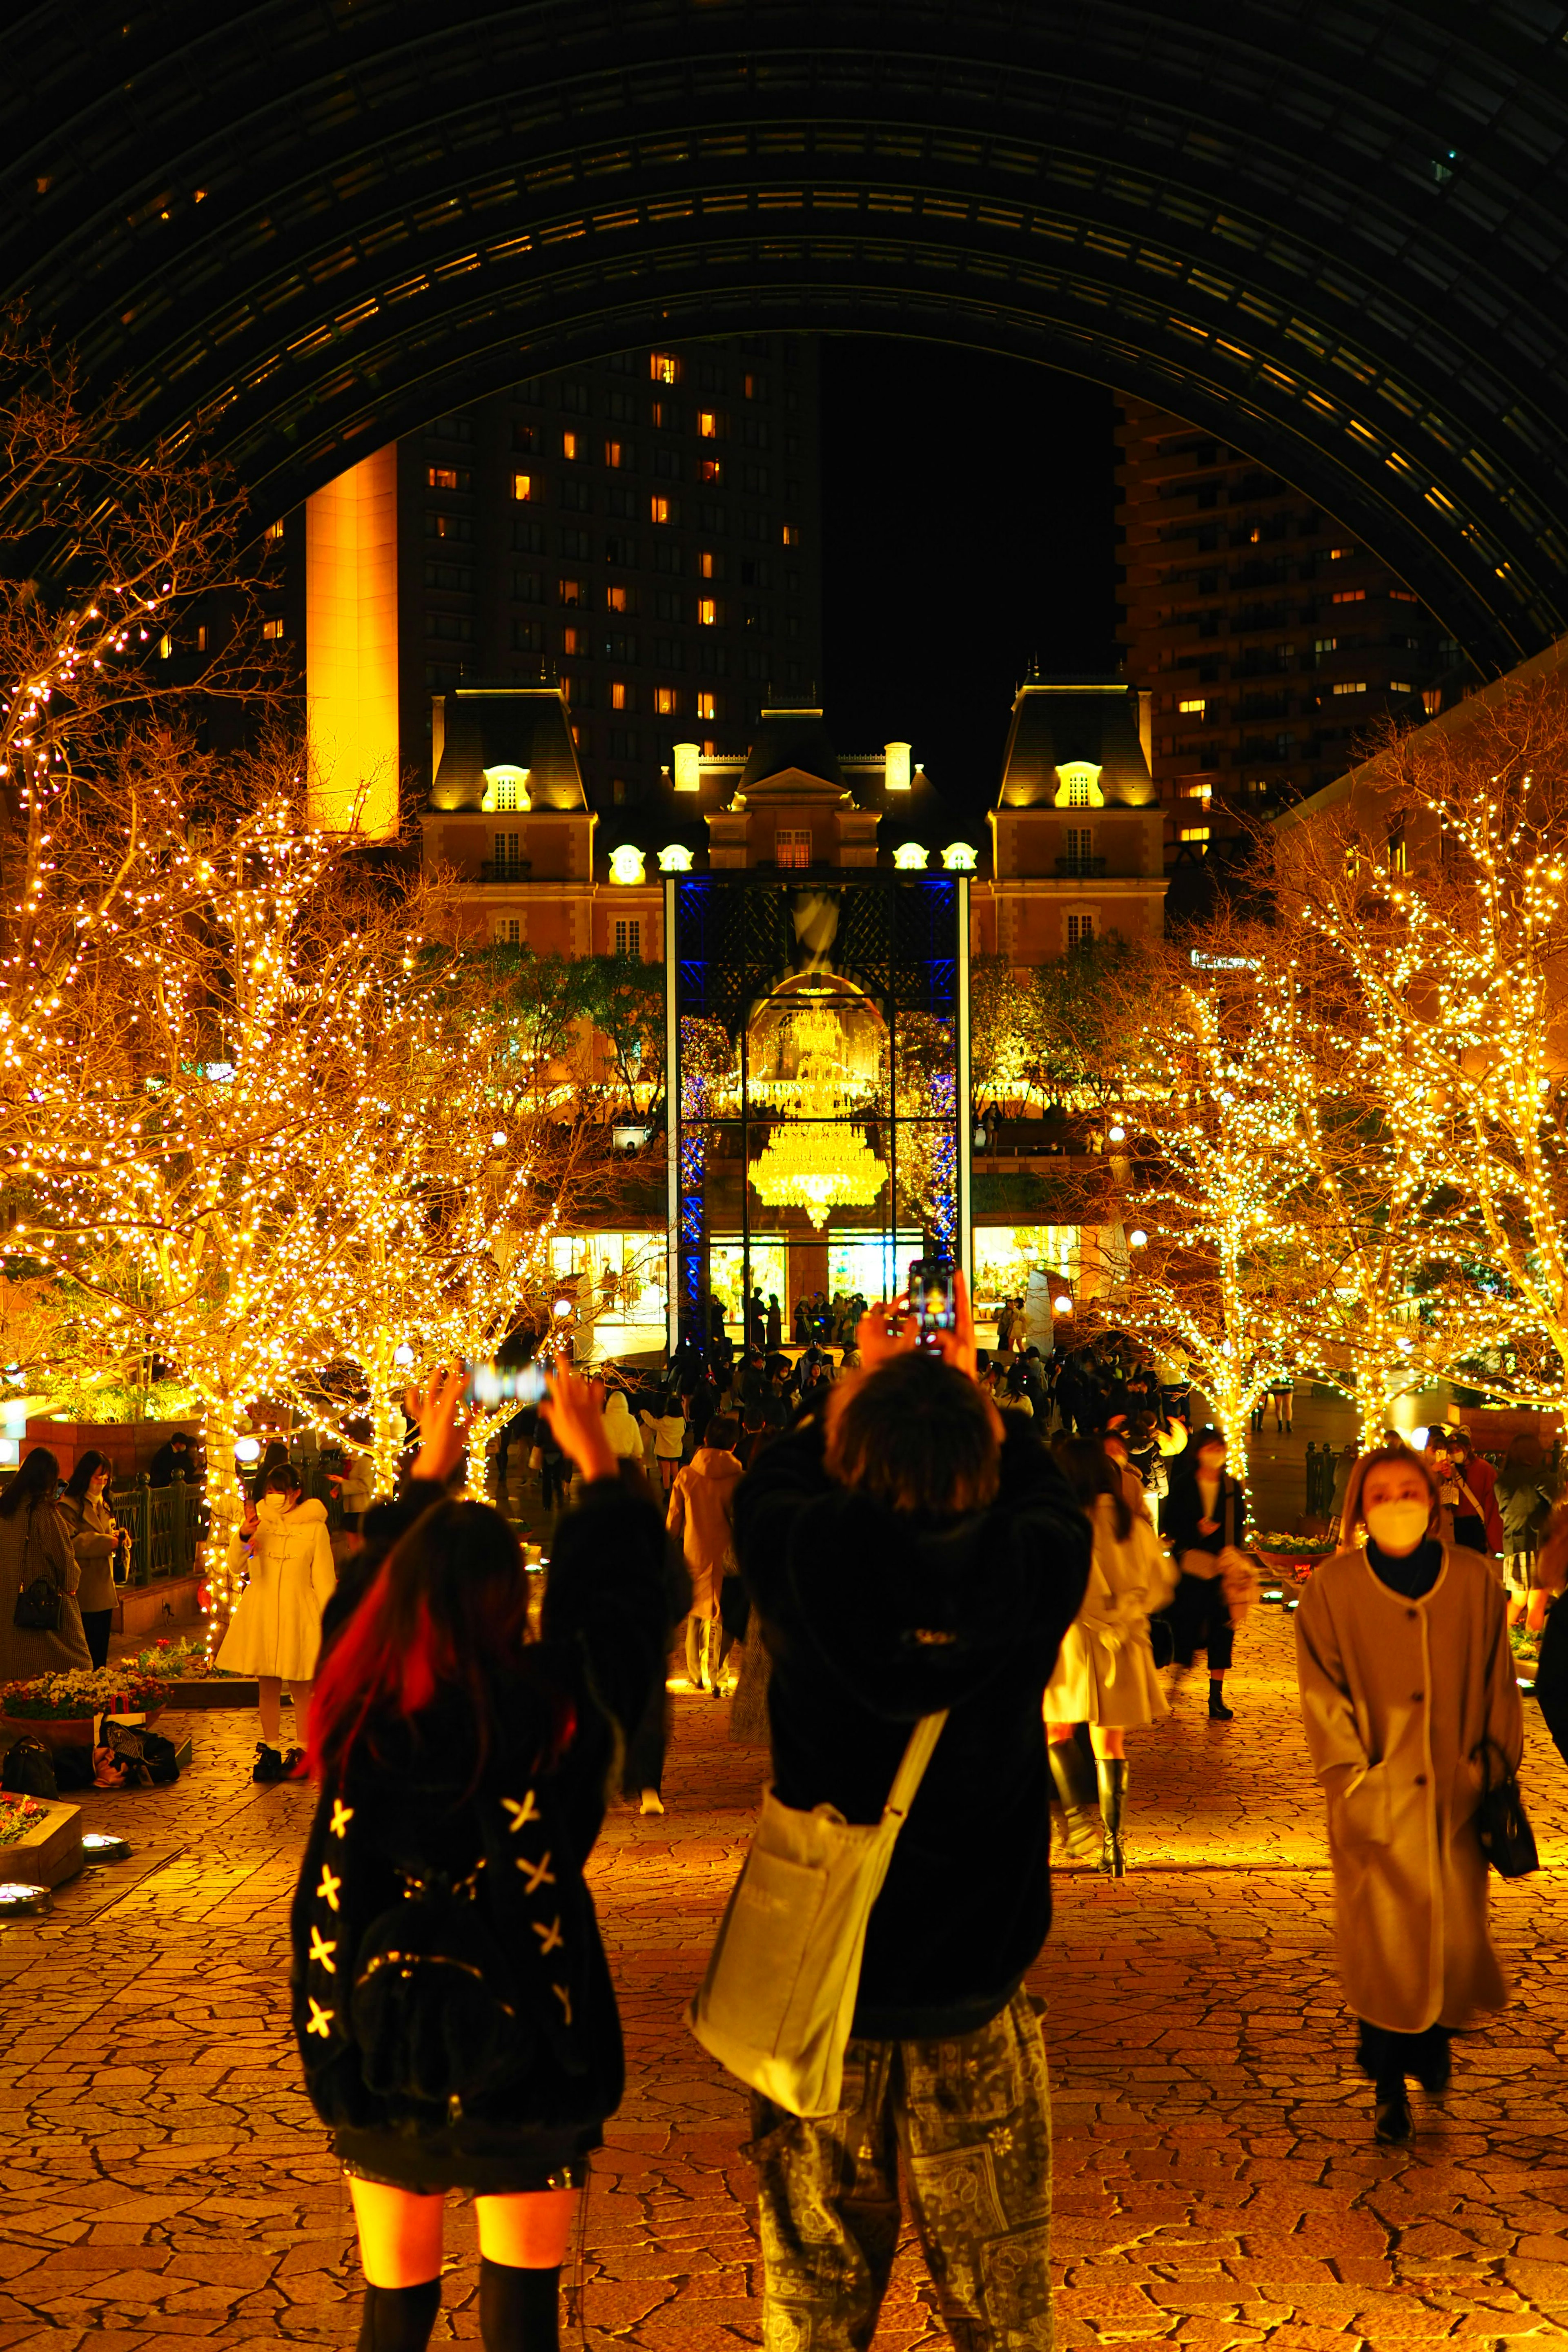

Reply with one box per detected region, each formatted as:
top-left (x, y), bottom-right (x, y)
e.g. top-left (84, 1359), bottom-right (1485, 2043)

top-left (750, 1001), bottom-right (886, 1229)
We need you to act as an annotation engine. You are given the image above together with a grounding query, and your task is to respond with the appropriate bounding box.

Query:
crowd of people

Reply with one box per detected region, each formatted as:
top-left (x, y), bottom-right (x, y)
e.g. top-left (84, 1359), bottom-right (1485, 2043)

top-left (4, 1289), bottom-right (1558, 2350)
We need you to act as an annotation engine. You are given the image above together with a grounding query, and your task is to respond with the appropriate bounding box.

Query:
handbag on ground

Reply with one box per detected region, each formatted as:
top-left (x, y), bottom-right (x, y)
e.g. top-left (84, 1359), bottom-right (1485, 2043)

top-left (686, 1709), bottom-right (948, 2118)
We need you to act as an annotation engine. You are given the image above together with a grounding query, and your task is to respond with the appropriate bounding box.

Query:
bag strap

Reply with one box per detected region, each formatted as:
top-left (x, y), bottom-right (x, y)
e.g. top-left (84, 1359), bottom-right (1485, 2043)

top-left (881, 1710), bottom-right (949, 1828)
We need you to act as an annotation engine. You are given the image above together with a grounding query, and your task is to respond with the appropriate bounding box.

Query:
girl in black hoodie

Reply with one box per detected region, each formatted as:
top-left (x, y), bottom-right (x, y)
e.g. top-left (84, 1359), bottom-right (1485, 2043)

top-left (290, 1371), bottom-right (666, 2352)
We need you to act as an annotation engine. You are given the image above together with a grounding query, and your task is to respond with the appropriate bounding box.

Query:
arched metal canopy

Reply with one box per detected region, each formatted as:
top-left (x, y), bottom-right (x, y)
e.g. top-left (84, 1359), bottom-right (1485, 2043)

top-left (5, 0), bottom-right (1568, 671)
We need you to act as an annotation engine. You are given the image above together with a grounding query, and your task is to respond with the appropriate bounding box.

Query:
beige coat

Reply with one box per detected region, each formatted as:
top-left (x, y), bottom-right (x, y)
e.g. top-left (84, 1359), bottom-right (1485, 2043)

top-left (216, 1495), bottom-right (336, 1682)
top-left (61, 1491), bottom-right (122, 1614)
top-left (0, 1498), bottom-right (91, 1680)
top-left (1295, 1543), bottom-right (1523, 2034)
top-left (1044, 1496), bottom-right (1175, 1728)
top-left (666, 1447), bottom-right (744, 1618)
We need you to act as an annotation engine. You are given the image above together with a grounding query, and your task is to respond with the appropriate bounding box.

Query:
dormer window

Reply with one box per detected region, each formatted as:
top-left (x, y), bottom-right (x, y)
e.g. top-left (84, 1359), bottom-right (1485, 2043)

top-left (1053, 761), bottom-right (1105, 809)
top-left (481, 764), bottom-right (531, 813)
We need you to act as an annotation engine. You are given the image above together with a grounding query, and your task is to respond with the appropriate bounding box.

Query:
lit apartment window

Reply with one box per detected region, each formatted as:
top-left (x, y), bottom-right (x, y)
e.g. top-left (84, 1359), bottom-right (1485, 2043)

top-left (1178, 697), bottom-right (1205, 714)
top-left (700, 458), bottom-right (722, 484)
top-left (428, 466), bottom-right (463, 491)
top-left (557, 578), bottom-right (586, 605)
top-left (1067, 913), bottom-right (1096, 947)
top-left (743, 372), bottom-right (758, 399)
top-left (1314, 636), bottom-right (1337, 655)
top-left (261, 617), bottom-right (284, 640)
top-left (655, 686), bottom-right (679, 716)
top-left (195, 624), bottom-right (208, 652)
top-left (700, 550), bottom-right (715, 579)
top-left (157, 633), bottom-right (172, 658)
top-left (606, 584), bottom-right (628, 612)
top-left (1390, 588), bottom-right (1418, 603)
top-left (1423, 686), bottom-right (1442, 715)
top-left (1390, 679), bottom-right (1412, 694)
top-left (604, 440), bottom-right (623, 468)
top-left (1178, 827), bottom-right (1210, 844)
top-left (610, 681), bottom-right (628, 710)
top-left (264, 518), bottom-right (285, 542)
top-left (781, 522), bottom-right (799, 545)
top-left (697, 690), bottom-right (717, 721)
top-left (1332, 588), bottom-right (1366, 604)
top-left (650, 352), bottom-right (680, 383)
top-left (559, 674), bottom-right (575, 703)
top-left (512, 472), bottom-right (534, 501)
top-left (561, 431), bottom-right (581, 461)
top-left (1388, 826), bottom-right (1408, 875)
top-left (698, 598), bottom-right (717, 626)
top-left (1329, 545), bottom-right (1354, 559)
top-left (493, 831), bottom-right (523, 876)
top-left (562, 625), bottom-right (587, 656)
top-left (776, 827), bottom-right (811, 870)
top-left (650, 399), bottom-right (668, 430)
top-left (614, 918), bottom-right (642, 958)
top-left (1332, 680), bottom-right (1368, 696)
top-left (698, 410), bottom-right (719, 438)
top-left (650, 495), bottom-right (671, 524)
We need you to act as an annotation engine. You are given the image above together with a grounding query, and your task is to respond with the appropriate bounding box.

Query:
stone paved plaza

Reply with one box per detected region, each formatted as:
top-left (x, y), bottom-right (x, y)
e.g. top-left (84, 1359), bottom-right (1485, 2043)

top-left (1, 1598), bottom-right (1566, 2349)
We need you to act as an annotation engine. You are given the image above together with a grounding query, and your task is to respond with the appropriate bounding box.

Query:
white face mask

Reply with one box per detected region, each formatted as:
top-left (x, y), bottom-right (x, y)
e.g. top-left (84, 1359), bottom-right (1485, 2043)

top-left (1365, 1498), bottom-right (1432, 1557)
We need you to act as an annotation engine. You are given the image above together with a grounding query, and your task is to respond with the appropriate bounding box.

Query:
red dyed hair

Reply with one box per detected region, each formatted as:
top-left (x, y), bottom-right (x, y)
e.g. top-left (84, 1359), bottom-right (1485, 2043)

top-left (309, 1499), bottom-right (569, 1791)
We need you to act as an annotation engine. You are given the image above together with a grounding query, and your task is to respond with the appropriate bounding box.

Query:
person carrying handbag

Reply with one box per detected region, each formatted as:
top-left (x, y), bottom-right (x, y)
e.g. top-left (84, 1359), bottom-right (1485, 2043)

top-left (727, 1272), bottom-right (1089, 2352)
top-left (0, 1446), bottom-right (91, 1683)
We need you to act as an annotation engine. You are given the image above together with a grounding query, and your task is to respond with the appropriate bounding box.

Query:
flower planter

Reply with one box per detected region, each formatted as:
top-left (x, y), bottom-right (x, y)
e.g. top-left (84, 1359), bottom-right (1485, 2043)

top-left (0, 1713), bottom-right (95, 1749)
top-left (0, 1793), bottom-right (83, 1886)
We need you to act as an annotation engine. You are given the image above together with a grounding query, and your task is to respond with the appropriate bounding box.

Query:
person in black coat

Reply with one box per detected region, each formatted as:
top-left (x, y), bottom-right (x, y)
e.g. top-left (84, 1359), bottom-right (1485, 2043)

top-left (731, 1274), bottom-right (1089, 2350)
top-left (1156, 1425), bottom-right (1249, 1719)
top-left (290, 1370), bottom-right (666, 2352)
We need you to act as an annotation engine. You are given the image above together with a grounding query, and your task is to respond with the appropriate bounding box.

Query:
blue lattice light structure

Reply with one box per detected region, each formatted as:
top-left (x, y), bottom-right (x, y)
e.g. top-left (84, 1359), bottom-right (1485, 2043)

top-left (666, 871), bottom-right (971, 1359)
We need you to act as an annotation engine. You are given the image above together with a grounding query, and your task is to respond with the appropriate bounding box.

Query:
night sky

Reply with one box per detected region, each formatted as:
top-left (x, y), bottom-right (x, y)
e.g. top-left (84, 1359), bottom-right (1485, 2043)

top-left (818, 337), bottom-right (1118, 824)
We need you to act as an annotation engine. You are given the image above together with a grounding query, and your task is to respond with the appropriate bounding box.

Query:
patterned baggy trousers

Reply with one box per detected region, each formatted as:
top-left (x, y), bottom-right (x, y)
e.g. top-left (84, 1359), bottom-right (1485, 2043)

top-left (746, 1989), bottom-right (1053, 2351)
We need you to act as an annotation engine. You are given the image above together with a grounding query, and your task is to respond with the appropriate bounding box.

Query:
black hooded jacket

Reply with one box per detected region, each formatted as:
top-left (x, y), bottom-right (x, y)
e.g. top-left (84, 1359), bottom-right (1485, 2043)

top-left (733, 1419), bottom-right (1090, 2038)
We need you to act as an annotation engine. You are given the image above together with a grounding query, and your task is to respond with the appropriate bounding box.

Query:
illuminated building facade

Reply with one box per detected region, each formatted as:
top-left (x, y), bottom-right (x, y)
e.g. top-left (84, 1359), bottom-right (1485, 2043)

top-left (423, 677), bottom-right (1167, 1350)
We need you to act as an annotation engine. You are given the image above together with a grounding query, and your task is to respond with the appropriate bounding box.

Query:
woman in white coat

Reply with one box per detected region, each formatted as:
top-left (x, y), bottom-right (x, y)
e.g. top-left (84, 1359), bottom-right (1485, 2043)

top-left (1295, 1443), bottom-right (1523, 2145)
top-left (1045, 1437), bottom-right (1176, 1875)
top-left (217, 1462), bottom-right (337, 1781)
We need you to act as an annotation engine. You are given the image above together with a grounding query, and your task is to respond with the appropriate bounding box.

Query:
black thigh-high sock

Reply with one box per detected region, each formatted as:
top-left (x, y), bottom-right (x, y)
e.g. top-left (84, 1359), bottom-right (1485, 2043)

top-left (356, 2278), bottom-right (441, 2352)
top-left (478, 2256), bottom-right (561, 2352)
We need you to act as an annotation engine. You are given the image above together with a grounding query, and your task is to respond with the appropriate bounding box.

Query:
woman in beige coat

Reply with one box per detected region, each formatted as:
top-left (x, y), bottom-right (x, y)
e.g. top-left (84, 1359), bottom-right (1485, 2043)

top-left (60, 1451), bottom-right (130, 1668)
top-left (1296, 1442), bottom-right (1523, 2145)
top-left (1045, 1438), bottom-right (1176, 1875)
top-left (666, 1413), bottom-right (744, 1692)
top-left (216, 1462), bottom-right (336, 1780)
top-left (0, 1447), bottom-right (91, 1683)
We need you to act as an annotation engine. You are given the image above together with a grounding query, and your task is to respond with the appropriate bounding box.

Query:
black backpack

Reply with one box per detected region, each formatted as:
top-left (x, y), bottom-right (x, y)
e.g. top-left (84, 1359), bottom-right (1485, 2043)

top-left (348, 1797), bottom-right (588, 2112)
top-left (2, 1735), bottom-right (58, 1798)
top-left (101, 1719), bottom-right (180, 1785)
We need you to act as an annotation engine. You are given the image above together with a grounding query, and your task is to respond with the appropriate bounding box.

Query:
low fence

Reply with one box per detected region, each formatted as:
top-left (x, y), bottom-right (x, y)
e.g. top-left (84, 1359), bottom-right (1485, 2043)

top-left (107, 1472), bottom-right (202, 1588)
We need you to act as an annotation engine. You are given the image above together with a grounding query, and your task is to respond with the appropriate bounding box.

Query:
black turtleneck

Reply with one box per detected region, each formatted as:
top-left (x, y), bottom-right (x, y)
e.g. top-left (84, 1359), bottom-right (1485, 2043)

top-left (1367, 1535), bottom-right (1443, 1599)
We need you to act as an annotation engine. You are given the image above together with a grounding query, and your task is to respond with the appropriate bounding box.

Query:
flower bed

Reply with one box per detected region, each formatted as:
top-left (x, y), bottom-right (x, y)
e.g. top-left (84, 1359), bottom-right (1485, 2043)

top-left (0, 1795), bottom-right (47, 1848)
top-left (1, 1665), bottom-right (170, 1721)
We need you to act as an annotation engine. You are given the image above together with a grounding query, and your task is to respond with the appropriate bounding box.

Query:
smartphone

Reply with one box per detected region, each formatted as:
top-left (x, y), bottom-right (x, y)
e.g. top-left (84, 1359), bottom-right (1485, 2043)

top-left (910, 1257), bottom-right (957, 1348)
top-left (461, 1361), bottom-right (548, 1408)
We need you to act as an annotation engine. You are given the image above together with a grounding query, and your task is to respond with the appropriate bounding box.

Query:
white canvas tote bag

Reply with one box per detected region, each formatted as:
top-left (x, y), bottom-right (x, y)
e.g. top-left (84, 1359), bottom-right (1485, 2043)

top-left (686, 1709), bottom-right (948, 2117)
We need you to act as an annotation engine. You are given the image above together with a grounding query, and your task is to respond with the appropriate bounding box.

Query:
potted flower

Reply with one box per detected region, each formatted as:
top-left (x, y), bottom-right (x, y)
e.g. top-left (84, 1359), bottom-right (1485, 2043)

top-left (1, 1665), bottom-right (170, 1746)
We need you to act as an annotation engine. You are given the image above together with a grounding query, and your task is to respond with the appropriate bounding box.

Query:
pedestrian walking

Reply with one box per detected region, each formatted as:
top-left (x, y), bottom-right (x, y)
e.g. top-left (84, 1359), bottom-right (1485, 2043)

top-left (1296, 1443), bottom-right (1523, 2144)
top-left (601, 1388), bottom-right (645, 1466)
top-left (292, 1367), bottom-right (667, 2352)
top-left (648, 1391), bottom-right (687, 1493)
top-left (1495, 1430), bottom-right (1554, 1632)
top-left (0, 1446), bottom-right (91, 1682)
top-left (1044, 1437), bottom-right (1176, 1874)
top-left (59, 1452), bottom-right (130, 1668)
top-left (731, 1273), bottom-right (1089, 2350)
top-left (1156, 1426), bottom-right (1252, 1719)
top-left (216, 1462), bottom-right (337, 1782)
top-left (666, 1413), bottom-right (744, 1692)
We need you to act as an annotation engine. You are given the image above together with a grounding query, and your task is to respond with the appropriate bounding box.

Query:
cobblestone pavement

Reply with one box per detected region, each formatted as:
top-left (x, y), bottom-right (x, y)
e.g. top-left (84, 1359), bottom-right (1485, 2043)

top-left (0, 1600), bottom-right (1565, 2348)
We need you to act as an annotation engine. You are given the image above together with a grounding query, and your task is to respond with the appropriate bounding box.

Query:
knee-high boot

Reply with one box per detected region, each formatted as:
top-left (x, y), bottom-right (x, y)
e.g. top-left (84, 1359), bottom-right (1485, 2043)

top-left (1049, 1738), bottom-right (1099, 1860)
top-left (1097, 1758), bottom-right (1129, 1877)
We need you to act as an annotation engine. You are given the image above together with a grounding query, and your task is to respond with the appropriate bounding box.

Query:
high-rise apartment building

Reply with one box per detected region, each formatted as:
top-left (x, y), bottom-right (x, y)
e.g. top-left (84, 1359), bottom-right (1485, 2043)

top-left (1114, 396), bottom-right (1474, 863)
top-left (399, 335), bottom-right (822, 815)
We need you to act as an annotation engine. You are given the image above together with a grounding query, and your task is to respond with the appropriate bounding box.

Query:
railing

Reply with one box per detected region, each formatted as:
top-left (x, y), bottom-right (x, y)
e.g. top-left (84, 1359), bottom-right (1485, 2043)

top-left (108, 1472), bottom-right (202, 1587)
top-left (1052, 855), bottom-right (1107, 876)
top-left (478, 860), bottom-right (533, 883)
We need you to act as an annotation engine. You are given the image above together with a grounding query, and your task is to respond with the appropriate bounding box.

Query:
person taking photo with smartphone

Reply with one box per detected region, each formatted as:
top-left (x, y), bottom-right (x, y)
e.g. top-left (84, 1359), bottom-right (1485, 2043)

top-left (731, 1265), bottom-right (1089, 2350)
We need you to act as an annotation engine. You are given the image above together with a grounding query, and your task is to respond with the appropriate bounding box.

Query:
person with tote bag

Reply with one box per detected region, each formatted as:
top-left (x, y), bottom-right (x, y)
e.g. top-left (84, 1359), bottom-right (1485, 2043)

top-left (709, 1272), bottom-right (1089, 2352)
